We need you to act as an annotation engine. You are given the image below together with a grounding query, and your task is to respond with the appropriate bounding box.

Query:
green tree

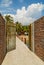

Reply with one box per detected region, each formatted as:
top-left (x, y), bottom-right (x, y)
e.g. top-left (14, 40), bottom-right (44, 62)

top-left (16, 22), bottom-right (22, 33)
top-left (5, 15), bottom-right (13, 23)
top-left (5, 15), bottom-right (14, 37)
top-left (22, 26), bottom-right (29, 32)
top-left (16, 22), bottom-right (29, 35)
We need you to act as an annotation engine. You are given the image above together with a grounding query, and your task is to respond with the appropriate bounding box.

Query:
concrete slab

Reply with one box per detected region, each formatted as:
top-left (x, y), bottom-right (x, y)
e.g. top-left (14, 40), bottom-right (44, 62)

top-left (2, 37), bottom-right (44, 65)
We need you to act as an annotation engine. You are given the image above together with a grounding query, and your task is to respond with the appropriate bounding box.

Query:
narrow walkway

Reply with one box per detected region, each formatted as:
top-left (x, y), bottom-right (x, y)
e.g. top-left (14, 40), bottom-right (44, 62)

top-left (2, 37), bottom-right (44, 65)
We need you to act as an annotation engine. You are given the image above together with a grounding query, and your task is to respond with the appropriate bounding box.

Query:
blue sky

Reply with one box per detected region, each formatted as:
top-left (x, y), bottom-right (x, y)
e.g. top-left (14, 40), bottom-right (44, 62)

top-left (0, 0), bottom-right (44, 14)
top-left (0, 0), bottom-right (44, 25)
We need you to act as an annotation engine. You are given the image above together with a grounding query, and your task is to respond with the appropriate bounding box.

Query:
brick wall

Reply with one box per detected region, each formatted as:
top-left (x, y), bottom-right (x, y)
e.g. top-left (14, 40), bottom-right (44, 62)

top-left (34, 16), bottom-right (44, 61)
top-left (0, 15), bottom-right (7, 65)
top-left (29, 16), bottom-right (44, 61)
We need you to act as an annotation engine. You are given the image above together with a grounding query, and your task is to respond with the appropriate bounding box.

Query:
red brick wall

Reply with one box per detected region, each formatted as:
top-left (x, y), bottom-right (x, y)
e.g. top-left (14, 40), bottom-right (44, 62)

top-left (0, 15), bottom-right (7, 65)
top-left (34, 16), bottom-right (44, 61)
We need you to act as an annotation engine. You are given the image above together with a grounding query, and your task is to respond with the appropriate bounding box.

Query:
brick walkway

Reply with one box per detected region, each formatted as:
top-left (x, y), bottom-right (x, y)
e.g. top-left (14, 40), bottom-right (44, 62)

top-left (2, 37), bottom-right (44, 65)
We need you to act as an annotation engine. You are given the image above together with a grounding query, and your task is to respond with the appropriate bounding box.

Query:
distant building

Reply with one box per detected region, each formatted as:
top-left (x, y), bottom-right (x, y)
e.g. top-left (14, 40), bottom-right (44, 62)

top-left (0, 14), bottom-right (7, 65)
top-left (29, 16), bottom-right (44, 61)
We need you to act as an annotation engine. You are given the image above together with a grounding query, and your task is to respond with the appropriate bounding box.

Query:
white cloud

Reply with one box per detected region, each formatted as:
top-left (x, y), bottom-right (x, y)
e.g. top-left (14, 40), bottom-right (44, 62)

top-left (26, 3), bottom-right (44, 18)
top-left (16, 7), bottom-right (26, 18)
top-left (3, 3), bottom-right (44, 25)
top-left (0, 8), bottom-right (16, 14)
top-left (14, 3), bottom-right (44, 25)
top-left (1, 0), bottom-right (12, 7)
top-left (0, 0), bottom-right (14, 14)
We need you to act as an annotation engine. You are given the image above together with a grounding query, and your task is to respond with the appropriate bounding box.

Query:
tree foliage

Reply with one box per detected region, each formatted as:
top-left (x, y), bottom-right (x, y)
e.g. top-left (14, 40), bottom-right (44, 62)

top-left (5, 15), bottom-right (14, 37)
top-left (16, 22), bottom-right (22, 33)
top-left (16, 22), bottom-right (29, 34)
top-left (5, 15), bottom-right (13, 23)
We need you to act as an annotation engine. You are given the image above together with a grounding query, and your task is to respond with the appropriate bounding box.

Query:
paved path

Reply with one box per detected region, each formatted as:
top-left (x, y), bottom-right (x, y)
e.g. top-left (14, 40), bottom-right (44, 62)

top-left (2, 37), bottom-right (44, 65)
